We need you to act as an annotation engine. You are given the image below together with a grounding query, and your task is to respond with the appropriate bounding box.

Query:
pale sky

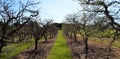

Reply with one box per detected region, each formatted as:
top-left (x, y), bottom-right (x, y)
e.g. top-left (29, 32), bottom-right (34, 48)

top-left (40, 0), bottom-right (82, 23)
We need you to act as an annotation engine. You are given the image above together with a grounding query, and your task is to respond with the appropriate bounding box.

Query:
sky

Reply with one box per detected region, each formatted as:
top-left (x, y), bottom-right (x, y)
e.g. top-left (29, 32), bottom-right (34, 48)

top-left (40, 0), bottom-right (82, 23)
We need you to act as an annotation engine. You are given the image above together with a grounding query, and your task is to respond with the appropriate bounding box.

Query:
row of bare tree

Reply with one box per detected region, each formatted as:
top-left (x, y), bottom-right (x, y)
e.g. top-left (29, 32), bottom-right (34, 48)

top-left (0, 0), bottom-right (58, 54)
top-left (63, 0), bottom-right (120, 59)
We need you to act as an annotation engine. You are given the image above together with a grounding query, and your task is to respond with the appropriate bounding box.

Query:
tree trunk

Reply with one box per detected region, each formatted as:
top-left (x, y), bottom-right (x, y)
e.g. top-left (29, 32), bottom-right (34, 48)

top-left (34, 38), bottom-right (38, 51)
top-left (70, 33), bottom-right (72, 38)
top-left (0, 24), bottom-right (6, 53)
top-left (74, 33), bottom-right (77, 42)
top-left (84, 37), bottom-right (88, 59)
top-left (44, 35), bottom-right (47, 42)
top-left (49, 33), bottom-right (52, 39)
top-left (0, 39), bottom-right (5, 53)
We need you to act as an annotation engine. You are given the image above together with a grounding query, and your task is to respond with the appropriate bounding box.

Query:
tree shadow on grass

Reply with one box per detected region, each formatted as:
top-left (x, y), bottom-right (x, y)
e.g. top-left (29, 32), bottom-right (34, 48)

top-left (19, 43), bottom-right (45, 59)
top-left (88, 45), bottom-right (117, 59)
top-left (67, 39), bottom-right (120, 59)
top-left (15, 39), bottom-right (55, 59)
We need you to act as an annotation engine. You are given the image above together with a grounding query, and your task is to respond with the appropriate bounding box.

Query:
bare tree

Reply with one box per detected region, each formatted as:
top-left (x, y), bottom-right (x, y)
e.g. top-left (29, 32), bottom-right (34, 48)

top-left (79, 0), bottom-right (120, 30)
top-left (0, 0), bottom-right (40, 53)
top-left (28, 20), bottom-right (44, 51)
top-left (28, 19), bottom-right (58, 51)
top-left (77, 12), bottom-right (95, 59)
top-left (65, 13), bottom-right (79, 42)
top-left (77, 0), bottom-right (120, 58)
top-left (42, 19), bottom-right (53, 42)
top-left (63, 24), bottom-right (73, 38)
top-left (48, 24), bottom-right (58, 39)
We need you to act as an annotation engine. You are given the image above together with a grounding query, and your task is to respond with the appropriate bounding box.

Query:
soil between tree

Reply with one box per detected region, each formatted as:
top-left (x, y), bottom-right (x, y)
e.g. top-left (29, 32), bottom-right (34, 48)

top-left (66, 37), bottom-right (120, 59)
top-left (15, 38), bottom-right (56, 59)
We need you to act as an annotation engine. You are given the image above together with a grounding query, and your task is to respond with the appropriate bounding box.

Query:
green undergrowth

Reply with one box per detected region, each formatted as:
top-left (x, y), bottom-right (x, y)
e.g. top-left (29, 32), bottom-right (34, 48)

top-left (0, 40), bottom-right (34, 59)
top-left (47, 30), bottom-right (72, 59)
top-left (90, 38), bottom-right (120, 48)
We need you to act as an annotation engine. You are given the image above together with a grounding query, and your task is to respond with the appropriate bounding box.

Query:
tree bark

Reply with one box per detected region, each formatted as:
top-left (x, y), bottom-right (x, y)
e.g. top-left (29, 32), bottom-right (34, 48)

top-left (0, 39), bottom-right (5, 53)
top-left (70, 33), bottom-right (72, 38)
top-left (44, 35), bottom-right (47, 42)
top-left (84, 37), bottom-right (88, 59)
top-left (50, 34), bottom-right (52, 39)
top-left (74, 32), bottom-right (77, 42)
top-left (34, 38), bottom-right (38, 51)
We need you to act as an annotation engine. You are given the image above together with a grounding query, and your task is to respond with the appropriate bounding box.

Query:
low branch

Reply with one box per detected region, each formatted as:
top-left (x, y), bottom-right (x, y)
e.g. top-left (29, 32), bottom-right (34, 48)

top-left (107, 1), bottom-right (120, 6)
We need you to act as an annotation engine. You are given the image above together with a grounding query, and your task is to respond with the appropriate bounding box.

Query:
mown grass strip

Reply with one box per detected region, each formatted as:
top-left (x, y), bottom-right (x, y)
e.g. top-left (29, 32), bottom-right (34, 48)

top-left (47, 30), bottom-right (72, 59)
top-left (0, 40), bottom-right (34, 59)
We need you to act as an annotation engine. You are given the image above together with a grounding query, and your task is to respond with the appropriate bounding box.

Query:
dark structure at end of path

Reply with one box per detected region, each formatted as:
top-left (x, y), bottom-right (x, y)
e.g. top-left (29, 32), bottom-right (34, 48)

top-left (52, 23), bottom-right (63, 30)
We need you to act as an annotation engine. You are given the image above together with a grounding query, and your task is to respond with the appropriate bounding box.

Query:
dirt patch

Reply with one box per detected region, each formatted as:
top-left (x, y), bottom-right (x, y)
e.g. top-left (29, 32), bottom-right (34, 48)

top-left (15, 38), bottom-right (56, 59)
top-left (66, 37), bottom-right (120, 59)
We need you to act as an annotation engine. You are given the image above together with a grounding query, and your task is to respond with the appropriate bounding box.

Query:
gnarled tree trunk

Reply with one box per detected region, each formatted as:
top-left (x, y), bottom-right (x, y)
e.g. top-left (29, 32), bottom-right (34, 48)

top-left (34, 38), bottom-right (39, 51)
top-left (0, 38), bottom-right (5, 53)
top-left (84, 37), bottom-right (88, 59)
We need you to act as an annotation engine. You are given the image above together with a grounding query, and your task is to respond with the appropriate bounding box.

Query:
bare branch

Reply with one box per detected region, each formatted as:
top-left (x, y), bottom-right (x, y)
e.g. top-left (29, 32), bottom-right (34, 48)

top-left (107, 1), bottom-right (120, 6)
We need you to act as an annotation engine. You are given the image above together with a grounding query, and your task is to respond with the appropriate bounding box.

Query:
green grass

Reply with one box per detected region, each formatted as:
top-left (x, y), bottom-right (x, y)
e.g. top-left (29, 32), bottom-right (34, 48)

top-left (0, 40), bottom-right (34, 59)
top-left (47, 30), bottom-right (72, 59)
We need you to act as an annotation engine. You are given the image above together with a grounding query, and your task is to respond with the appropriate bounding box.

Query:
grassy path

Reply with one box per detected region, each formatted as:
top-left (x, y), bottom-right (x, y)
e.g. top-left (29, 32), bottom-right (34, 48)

top-left (47, 30), bottom-right (72, 59)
